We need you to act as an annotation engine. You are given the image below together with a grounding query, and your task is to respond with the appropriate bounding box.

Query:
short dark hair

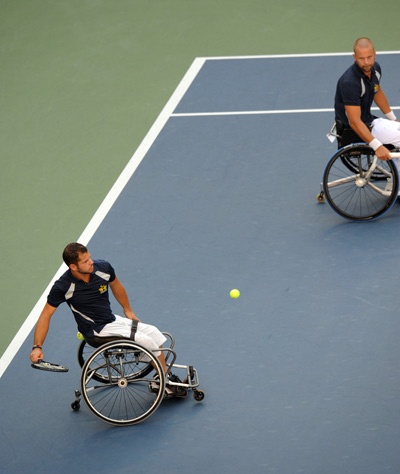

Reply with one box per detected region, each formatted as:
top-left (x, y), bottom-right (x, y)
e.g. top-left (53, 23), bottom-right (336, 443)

top-left (62, 243), bottom-right (88, 266)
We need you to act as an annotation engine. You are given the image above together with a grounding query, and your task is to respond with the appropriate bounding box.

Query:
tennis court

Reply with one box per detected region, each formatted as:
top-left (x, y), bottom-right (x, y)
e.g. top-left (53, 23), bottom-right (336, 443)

top-left (1, 52), bottom-right (400, 473)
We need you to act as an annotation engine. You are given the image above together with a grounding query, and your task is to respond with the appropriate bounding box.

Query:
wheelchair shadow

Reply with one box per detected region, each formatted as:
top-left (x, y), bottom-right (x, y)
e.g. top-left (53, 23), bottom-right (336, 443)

top-left (320, 203), bottom-right (400, 232)
top-left (315, 193), bottom-right (400, 229)
top-left (150, 393), bottom-right (206, 423)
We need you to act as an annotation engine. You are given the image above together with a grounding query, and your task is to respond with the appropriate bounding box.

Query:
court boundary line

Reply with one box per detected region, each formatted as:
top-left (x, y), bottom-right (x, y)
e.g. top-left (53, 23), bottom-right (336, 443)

top-left (200, 51), bottom-right (400, 60)
top-left (1, 51), bottom-right (399, 378)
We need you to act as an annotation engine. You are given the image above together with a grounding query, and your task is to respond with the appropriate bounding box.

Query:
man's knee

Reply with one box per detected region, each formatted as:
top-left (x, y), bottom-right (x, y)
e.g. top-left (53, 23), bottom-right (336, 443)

top-left (372, 118), bottom-right (400, 146)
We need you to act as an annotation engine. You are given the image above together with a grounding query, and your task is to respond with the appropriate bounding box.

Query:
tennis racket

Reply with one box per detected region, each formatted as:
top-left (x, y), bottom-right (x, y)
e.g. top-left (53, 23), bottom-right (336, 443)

top-left (31, 359), bottom-right (69, 372)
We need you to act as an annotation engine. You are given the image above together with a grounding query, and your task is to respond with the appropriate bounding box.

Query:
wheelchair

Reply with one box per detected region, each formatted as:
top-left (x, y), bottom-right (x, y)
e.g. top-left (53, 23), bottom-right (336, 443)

top-left (71, 332), bottom-right (204, 426)
top-left (318, 121), bottom-right (400, 221)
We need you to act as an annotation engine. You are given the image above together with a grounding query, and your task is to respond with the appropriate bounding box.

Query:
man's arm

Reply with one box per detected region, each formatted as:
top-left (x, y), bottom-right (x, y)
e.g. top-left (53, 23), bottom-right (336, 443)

top-left (109, 276), bottom-right (140, 321)
top-left (30, 303), bottom-right (57, 362)
top-left (373, 87), bottom-right (391, 115)
top-left (374, 87), bottom-right (398, 121)
top-left (345, 105), bottom-right (392, 160)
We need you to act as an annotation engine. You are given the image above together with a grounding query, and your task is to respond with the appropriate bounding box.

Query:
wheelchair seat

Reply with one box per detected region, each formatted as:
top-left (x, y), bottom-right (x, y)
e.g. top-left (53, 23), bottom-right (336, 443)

top-left (84, 334), bottom-right (127, 348)
top-left (335, 119), bottom-right (395, 150)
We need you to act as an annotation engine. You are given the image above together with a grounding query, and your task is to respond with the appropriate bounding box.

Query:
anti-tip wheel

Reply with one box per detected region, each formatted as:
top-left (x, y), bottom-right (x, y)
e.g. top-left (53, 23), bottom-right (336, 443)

top-left (193, 390), bottom-right (205, 401)
top-left (71, 401), bottom-right (80, 411)
top-left (316, 192), bottom-right (325, 203)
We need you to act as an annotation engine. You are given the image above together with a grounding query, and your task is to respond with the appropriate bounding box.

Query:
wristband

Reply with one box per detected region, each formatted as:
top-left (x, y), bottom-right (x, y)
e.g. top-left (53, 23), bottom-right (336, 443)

top-left (369, 138), bottom-right (382, 151)
top-left (385, 111), bottom-right (397, 121)
top-left (32, 345), bottom-right (42, 351)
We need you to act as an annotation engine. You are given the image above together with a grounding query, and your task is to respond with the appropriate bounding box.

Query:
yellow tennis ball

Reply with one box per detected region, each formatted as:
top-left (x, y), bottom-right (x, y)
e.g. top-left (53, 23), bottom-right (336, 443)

top-left (77, 332), bottom-right (85, 340)
top-left (230, 289), bottom-right (240, 299)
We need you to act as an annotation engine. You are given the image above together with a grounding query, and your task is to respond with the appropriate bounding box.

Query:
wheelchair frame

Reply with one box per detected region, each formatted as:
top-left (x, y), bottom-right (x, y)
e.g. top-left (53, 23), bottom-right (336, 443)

top-left (71, 333), bottom-right (204, 426)
top-left (318, 122), bottom-right (400, 221)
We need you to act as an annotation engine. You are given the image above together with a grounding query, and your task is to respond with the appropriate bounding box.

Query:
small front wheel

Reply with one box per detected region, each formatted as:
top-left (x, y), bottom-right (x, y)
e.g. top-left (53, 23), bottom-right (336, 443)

top-left (71, 401), bottom-right (80, 411)
top-left (193, 390), bottom-right (205, 402)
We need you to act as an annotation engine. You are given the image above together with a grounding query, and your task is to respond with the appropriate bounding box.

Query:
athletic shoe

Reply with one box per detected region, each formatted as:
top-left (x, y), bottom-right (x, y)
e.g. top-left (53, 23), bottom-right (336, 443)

top-left (149, 373), bottom-right (188, 399)
top-left (166, 373), bottom-right (188, 398)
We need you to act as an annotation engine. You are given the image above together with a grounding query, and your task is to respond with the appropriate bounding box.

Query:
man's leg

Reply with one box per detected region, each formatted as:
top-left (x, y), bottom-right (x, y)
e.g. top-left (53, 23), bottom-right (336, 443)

top-left (372, 118), bottom-right (400, 168)
top-left (99, 316), bottom-right (169, 372)
top-left (157, 349), bottom-right (168, 374)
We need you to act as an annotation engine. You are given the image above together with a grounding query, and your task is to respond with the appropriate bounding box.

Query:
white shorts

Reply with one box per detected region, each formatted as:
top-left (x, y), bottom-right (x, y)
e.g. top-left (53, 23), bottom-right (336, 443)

top-left (97, 315), bottom-right (167, 355)
top-left (372, 118), bottom-right (400, 167)
top-left (372, 118), bottom-right (400, 147)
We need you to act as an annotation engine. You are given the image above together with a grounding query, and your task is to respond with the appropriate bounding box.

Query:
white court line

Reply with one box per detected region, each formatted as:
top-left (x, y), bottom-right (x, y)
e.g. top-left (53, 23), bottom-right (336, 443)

top-left (0, 56), bottom-right (206, 379)
top-left (201, 51), bottom-right (400, 60)
top-left (172, 106), bottom-right (400, 118)
top-left (172, 108), bottom-right (335, 117)
top-left (1, 51), bottom-right (399, 378)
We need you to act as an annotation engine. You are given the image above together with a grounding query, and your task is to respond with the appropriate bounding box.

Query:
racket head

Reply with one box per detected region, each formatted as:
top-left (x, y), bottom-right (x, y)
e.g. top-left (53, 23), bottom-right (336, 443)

top-left (31, 359), bottom-right (69, 372)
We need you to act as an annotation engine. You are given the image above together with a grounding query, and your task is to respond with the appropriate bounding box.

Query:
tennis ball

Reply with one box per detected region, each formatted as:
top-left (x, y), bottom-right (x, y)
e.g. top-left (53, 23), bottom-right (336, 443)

top-left (77, 332), bottom-right (85, 340)
top-left (230, 289), bottom-right (240, 299)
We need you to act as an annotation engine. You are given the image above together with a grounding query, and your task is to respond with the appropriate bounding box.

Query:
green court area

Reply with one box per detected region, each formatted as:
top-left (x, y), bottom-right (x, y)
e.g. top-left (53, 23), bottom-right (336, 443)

top-left (1, 0), bottom-right (399, 358)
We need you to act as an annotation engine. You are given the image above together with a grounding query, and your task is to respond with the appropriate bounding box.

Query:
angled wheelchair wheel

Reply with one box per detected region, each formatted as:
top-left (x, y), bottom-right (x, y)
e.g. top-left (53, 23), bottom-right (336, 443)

top-left (323, 143), bottom-right (399, 221)
top-left (80, 340), bottom-right (165, 426)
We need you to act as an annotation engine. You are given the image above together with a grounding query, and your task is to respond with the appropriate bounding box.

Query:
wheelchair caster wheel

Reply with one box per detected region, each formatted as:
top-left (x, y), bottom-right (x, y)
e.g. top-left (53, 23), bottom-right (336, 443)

top-left (316, 192), bottom-right (325, 203)
top-left (71, 401), bottom-right (80, 411)
top-left (193, 390), bottom-right (205, 402)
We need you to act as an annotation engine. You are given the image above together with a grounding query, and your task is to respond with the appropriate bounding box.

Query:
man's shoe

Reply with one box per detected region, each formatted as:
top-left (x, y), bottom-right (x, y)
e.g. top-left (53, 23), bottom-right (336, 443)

top-left (149, 374), bottom-right (188, 399)
top-left (166, 373), bottom-right (188, 399)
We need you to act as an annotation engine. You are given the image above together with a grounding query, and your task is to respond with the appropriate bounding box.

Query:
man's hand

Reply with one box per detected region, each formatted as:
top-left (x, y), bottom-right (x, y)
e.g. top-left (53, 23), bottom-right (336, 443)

top-left (30, 347), bottom-right (43, 363)
top-left (375, 145), bottom-right (392, 161)
top-left (124, 309), bottom-right (140, 321)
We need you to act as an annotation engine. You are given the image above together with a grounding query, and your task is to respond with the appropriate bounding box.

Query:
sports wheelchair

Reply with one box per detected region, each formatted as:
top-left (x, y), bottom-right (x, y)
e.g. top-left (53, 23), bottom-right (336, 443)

top-left (71, 332), bottom-right (204, 426)
top-left (318, 121), bottom-right (400, 221)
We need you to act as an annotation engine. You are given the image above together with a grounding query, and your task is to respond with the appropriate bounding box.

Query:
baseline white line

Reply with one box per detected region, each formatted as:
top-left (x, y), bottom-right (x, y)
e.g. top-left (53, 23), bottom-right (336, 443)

top-left (199, 51), bottom-right (400, 61)
top-left (0, 57), bottom-right (206, 379)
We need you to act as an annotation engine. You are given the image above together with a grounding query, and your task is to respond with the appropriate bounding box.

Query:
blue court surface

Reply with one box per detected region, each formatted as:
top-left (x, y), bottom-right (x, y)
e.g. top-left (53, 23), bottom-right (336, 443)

top-left (1, 54), bottom-right (400, 473)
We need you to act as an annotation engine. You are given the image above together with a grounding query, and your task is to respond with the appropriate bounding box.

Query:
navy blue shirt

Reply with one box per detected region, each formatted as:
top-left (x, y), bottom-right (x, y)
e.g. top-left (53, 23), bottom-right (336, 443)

top-left (47, 259), bottom-right (116, 337)
top-left (335, 61), bottom-right (381, 127)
